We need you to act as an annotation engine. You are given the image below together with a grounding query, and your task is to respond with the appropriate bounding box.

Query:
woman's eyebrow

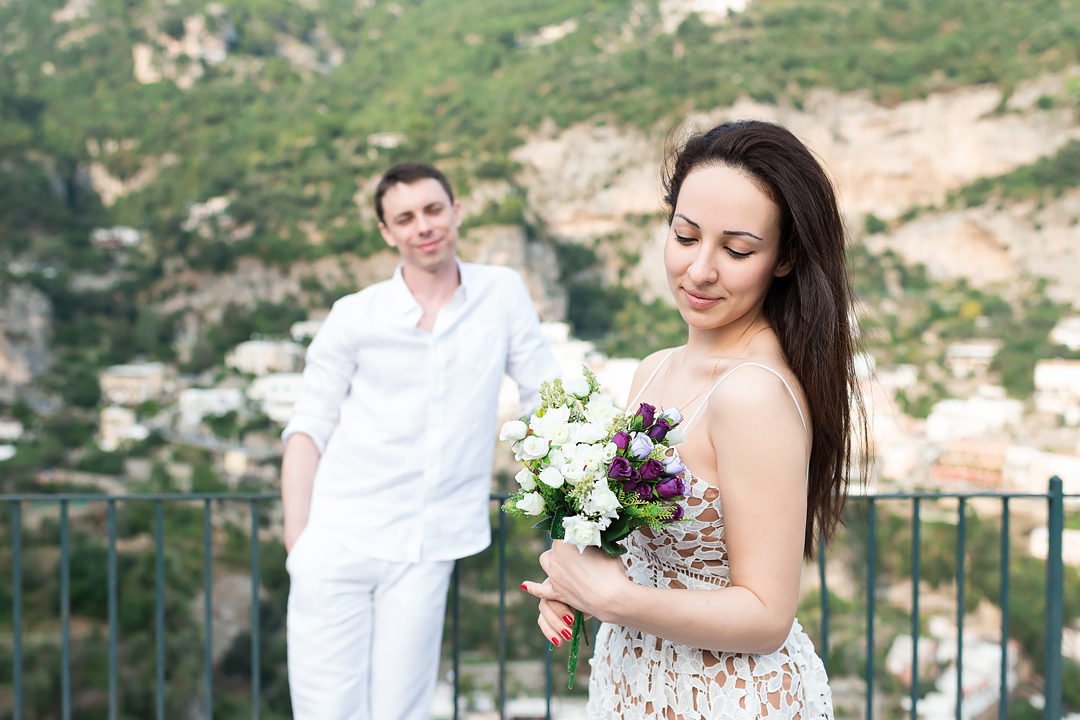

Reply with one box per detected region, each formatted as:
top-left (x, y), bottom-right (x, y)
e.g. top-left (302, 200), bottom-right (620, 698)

top-left (723, 230), bottom-right (764, 242)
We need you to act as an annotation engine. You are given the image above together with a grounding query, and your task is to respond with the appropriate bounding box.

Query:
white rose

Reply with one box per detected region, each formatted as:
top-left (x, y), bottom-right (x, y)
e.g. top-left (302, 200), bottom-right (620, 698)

top-left (515, 468), bottom-right (537, 491)
top-left (600, 442), bottom-right (617, 463)
top-left (564, 375), bottom-right (591, 398)
top-left (519, 435), bottom-right (550, 461)
top-left (516, 492), bottom-right (545, 516)
top-left (538, 466), bottom-right (565, 488)
top-left (584, 484), bottom-right (621, 519)
top-left (499, 419), bottom-right (528, 442)
top-left (530, 406), bottom-right (570, 439)
top-left (562, 515), bottom-right (602, 552)
top-left (546, 424), bottom-right (572, 447)
top-left (575, 443), bottom-right (604, 473)
top-left (585, 394), bottom-right (619, 426)
top-left (665, 427), bottom-right (686, 445)
top-left (571, 422), bottom-right (607, 445)
top-left (659, 407), bottom-right (683, 425)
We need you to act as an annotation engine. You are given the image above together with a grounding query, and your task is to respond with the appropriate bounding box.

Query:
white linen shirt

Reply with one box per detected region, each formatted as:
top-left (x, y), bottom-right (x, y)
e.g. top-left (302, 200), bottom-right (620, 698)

top-left (282, 261), bottom-right (559, 563)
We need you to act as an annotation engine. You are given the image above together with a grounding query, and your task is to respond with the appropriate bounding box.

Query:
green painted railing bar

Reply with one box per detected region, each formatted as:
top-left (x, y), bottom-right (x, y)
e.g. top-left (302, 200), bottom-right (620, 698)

top-left (497, 507), bottom-right (508, 719)
top-left (155, 501), bottom-right (165, 720)
top-left (451, 563), bottom-right (460, 720)
top-left (251, 499), bottom-right (261, 719)
top-left (956, 498), bottom-right (966, 720)
top-left (107, 501), bottom-right (118, 720)
top-left (204, 499), bottom-right (214, 716)
top-left (999, 498), bottom-right (1009, 720)
top-left (911, 497), bottom-right (920, 720)
top-left (60, 500), bottom-right (70, 720)
top-left (818, 527), bottom-right (829, 674)
top-left (864, 498), bottom-right (876, 720)
top-left (12, 501), bottom-right (22, 720)
top-left (1044, 477), bottom-right (1064, 720)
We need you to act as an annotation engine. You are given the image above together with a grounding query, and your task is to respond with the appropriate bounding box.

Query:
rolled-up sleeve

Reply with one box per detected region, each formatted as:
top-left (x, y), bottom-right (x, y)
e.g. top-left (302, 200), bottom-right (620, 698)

top-left (281, 299), bottom-right (359, 453)
top-left (503, 273), bottom-right (561, 414)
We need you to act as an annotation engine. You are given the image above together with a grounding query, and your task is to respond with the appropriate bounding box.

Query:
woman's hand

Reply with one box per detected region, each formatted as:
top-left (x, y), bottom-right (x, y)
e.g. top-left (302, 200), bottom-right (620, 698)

top-left (521, 540), bottom-right (632, 645)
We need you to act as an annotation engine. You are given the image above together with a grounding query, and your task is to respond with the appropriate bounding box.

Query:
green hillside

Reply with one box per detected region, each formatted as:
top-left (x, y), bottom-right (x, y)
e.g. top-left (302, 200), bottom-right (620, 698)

top-left (3, 0), bottom-right (1080, 273)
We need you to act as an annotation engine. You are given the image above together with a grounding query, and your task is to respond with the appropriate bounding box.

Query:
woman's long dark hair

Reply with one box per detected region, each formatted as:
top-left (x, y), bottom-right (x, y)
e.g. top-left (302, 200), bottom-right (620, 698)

top-left (662, 120), bottom-right (869, 559)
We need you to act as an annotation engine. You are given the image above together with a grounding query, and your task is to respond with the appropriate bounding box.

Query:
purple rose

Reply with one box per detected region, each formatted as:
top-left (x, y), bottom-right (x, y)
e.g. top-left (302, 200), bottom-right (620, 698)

top-left (635, 403), bottom-right (656, 429)
top-left (663, 503), bottom-right (685, 523)
top-left (662, 455), bottom-right (686, 477)
top-left (621, 478), bottom-right (638, 494)
top-left (646, 418), bottom-right (671, 442)
top-left (639, 459), bottom-right (663, 481)
top-left (634, 482), bottom-right (654, 502)
top-left (656, 476), bottom-right (685, 500)
top-left (607, 456), bottom-right (633, 479)
top-left (629, 433), bottom-right (654, 461)
top-left (611, 432), bottom-right (631, 450)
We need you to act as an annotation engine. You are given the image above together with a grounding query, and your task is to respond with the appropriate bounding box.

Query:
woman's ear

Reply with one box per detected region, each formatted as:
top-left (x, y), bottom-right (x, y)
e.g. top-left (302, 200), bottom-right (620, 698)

top-left (774, 257), bottom-right (793, 278)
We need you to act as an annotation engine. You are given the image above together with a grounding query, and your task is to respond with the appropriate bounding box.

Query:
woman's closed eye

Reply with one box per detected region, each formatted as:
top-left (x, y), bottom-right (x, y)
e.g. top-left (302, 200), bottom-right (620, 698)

top-left (725, 247), bottom-right (753, 259)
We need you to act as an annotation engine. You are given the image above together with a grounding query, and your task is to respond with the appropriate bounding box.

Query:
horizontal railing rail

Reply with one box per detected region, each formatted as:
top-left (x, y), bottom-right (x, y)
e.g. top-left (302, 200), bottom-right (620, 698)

top-left (1, 477), bottom-right (1071, 719)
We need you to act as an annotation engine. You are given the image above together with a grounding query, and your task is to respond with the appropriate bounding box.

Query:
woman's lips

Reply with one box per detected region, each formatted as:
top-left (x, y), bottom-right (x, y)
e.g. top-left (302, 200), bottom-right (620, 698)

top-left (682, 288), bottom-right (721, 308)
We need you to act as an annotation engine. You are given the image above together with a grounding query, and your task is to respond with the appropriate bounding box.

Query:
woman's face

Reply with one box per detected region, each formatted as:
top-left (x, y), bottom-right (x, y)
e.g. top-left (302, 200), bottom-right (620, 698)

top-left (664, 163), bottom-right (788, 331)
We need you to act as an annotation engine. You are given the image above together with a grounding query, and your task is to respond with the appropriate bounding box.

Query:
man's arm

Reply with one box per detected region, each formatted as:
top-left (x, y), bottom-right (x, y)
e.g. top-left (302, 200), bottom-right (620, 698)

top-left (279, 297), bottom-right (360, 550)
top-left (281, 433), bottom-right (320, 552)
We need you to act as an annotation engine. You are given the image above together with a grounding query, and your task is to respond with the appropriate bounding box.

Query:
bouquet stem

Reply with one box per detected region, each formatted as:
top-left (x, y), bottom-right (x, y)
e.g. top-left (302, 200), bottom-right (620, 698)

top-left (566, 609), bottom-right (588, 689)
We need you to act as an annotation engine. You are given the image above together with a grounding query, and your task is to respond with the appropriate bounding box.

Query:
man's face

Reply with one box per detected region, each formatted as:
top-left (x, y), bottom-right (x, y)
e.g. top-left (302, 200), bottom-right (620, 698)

top-left (378, 178), bottom-right (461, 276)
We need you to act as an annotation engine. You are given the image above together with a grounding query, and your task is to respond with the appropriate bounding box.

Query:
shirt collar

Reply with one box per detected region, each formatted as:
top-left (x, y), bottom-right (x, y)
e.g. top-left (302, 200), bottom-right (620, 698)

top-left (389, 258), bottom-right (471, 324)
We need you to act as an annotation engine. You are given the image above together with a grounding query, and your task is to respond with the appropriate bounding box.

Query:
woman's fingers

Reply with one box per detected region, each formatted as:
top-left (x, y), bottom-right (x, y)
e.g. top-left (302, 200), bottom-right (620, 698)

top-left (537, 598), bottom-right (576, 647)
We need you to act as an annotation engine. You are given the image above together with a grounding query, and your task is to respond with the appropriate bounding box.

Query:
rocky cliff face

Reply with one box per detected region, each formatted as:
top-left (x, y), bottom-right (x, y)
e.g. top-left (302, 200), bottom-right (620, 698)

top-left (0, 283), bottom-right (53, 402)
top-left (507, 68), bottom-right (1080, 306)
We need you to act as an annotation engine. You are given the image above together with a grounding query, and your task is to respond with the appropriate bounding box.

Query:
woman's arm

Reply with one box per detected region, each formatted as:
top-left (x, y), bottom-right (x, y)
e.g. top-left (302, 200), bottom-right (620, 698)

top-left (525, 367), bottom-right (809, 654)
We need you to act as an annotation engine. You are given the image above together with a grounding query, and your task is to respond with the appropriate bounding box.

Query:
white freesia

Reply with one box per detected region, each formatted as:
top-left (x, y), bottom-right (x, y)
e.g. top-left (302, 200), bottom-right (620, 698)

top-left (562, 515), bottom-right (602, 551)
top-left (571, 421), bottom-right (607, 445)
top-left (666, 427), bottom-right (686, 445)
top-left (519, 435), bottom-right (550, 461)
top-left (583, 483), bottom-right (621, 519)
top-left (538, 466), bottom-right (565, 488)
top-left (585, 394), bottom-right (620, 426)
top-left (515, 468), bottom-right (537, 491)
top-left (516, 492), bottom-right (545, 516)
top-left (529, 406), bottom-right (570, 439)
top-left (499, 419), bottom-right (528, 442)
top-left (564, 374), bottom-right (591, 398)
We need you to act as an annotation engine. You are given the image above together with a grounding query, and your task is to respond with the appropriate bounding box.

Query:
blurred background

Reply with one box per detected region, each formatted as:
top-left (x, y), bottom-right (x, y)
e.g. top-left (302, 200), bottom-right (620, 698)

top-left (1, 0), bottom-right (1079, 718)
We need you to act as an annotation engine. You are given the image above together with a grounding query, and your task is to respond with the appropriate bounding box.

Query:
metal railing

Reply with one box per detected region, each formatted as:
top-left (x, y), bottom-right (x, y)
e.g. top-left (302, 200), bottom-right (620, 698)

top-left (1, 477), bottom-right (1070, 719)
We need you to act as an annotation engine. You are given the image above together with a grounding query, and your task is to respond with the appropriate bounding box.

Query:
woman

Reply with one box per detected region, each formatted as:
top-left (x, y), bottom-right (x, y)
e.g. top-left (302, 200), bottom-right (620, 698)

top-left (522, 120), bottom-right (867, 718)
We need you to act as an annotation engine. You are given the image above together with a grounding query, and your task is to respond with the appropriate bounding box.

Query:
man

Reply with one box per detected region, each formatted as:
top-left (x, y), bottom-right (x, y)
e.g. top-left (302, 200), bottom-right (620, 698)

top-left (281, 162), bottom-right (559, 719)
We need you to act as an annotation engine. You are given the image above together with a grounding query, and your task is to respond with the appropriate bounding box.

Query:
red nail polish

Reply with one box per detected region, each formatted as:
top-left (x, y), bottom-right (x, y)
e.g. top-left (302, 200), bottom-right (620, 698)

top-left (520, 583), bottom-right (527, 590)
top-left (551, 636), bottom-right (561, 647)
top-left (563, 615), bottom-right (573, 625)
top-left (561, 629), bottom-right (572, 640)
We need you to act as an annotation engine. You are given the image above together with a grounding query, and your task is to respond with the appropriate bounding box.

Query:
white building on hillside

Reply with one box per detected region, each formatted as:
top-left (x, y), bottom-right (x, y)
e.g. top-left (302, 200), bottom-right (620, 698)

top-left (178, 387), bottom-right (245, 427)
top-left (925, 390), bottom-right (1023, 443)
top-left (98, 406), bottom-right (149, 451)
top-left (1034, 359), bottom-right (1080, 426)
top-left (248, 373), bottom-right (303, 424)
top-left (1050, 316), bottom-right (1080, 351)
top-left (226, 340), bottom-right (306, 376)
top-left (945, 340), bottom-right (1001, 378)
top-left (0, 418), bottom-right (24, 442)
top-left (99, 362), bottom-right (169, 406)
top-left (290, 318), bottom-right (325, 343)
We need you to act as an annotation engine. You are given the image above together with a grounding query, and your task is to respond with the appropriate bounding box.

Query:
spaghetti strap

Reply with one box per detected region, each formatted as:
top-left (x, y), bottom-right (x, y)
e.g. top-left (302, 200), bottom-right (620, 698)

top-left (683, 362), bottom-right (808, 435)
top-left (626, 348), bottom-right (679, 409)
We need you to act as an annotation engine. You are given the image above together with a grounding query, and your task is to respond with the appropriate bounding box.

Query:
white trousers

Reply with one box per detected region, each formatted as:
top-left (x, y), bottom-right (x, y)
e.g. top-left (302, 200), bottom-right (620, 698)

top-left (286, 525), bottom-right (455, 720)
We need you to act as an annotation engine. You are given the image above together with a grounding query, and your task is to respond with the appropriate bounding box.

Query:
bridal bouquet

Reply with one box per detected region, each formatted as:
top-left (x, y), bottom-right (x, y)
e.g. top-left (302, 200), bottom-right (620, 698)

top-left (500, 366), bottom-right (688, 687)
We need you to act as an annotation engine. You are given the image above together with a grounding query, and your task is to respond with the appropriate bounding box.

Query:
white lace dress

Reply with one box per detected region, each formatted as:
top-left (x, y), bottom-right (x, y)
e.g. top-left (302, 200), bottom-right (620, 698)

top-left (586, 360), bottom-right (834, 719)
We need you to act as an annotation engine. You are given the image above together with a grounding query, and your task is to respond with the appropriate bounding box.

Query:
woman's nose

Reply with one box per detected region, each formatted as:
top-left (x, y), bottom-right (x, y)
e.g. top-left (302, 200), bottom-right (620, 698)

top-left (687, 251), bottom-right (718, 285)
